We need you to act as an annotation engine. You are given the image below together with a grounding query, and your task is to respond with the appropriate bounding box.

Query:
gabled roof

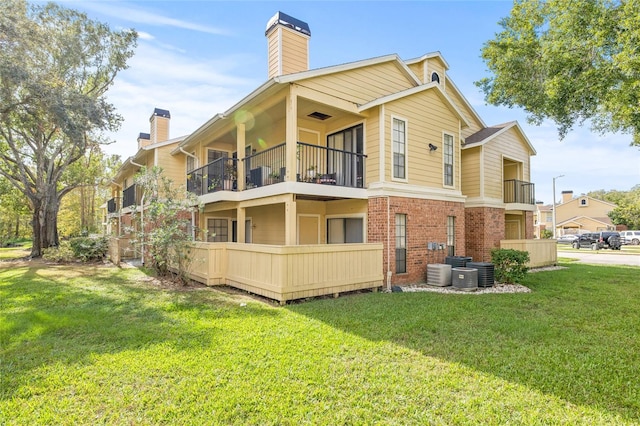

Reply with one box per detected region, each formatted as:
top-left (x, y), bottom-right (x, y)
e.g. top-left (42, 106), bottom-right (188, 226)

top-left (114, 135), bottom-right (186, 181)
top-left (274, 54), bottom-right (421, 87)
top-left (405, 51), bottom-right (450, 70)
top-left (557, 215), bottom-right (613, 227)
top-left (462, 121), bottom-right (537, 155)
top-left (358, 82), bottom-right (470, 128)
top-left (559, 195), bottom-right (617, 208)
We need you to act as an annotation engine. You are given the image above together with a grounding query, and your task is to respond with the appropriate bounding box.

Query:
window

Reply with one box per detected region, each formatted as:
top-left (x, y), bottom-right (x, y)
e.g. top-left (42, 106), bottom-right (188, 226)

top-left (207, 218), bottom-right (228, 242)
top-left (327, 124), bottom-right (364, 187)
top-left (447, 216), bottom-right (455, 256)
top-left (395, 214), bottom-right (407, 273)
top-left (443, 133), bottom-right (454, 187)
top-left (207, 149), bottom-right (227, 164)
top-left (580, 198), bottom-right (588, 206)
top-left (431, 72), bottom-right (440, 84)
top-left (392, 118), bottom-right (406, 179)
top-left (186, 152), bottom-right (196, 172)
top-left (327, 218), bottom-right (364, 243)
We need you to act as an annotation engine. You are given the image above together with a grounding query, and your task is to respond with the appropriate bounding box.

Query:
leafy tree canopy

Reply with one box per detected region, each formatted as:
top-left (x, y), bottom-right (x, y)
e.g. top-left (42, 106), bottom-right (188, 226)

top-left (477, 0), bottom-right (640, 145)
top-left (589, 185), bottom-right (640, 229)
top-left (0, 0), bottom-right (136, 255)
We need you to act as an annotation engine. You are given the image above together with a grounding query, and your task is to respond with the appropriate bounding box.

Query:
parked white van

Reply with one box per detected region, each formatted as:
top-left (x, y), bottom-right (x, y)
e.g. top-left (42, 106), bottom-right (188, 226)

top-left (619, 230), bottom-right (640, 245)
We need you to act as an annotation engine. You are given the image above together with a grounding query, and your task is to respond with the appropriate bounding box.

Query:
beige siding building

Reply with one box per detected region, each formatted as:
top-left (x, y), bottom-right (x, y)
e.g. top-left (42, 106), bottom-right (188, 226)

top-left (107, 11), bottom-right (540, 302)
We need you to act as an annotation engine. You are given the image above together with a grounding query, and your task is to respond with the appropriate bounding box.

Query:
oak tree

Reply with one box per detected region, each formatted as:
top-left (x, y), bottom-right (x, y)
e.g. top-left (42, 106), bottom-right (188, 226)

top-left (477, 0), bottom-right (640, 145)
top-left (0, 0), bottom-right (136, 256)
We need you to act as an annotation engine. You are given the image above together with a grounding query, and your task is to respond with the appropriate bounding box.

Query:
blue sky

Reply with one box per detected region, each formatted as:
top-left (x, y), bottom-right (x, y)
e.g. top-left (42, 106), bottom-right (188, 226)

top-left (52, 0), bottom-right (640, 204)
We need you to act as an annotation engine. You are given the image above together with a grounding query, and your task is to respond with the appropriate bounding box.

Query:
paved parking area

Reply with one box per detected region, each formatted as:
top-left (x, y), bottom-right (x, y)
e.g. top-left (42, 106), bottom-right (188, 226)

top-left (558, 250), bottom-right (640, 267)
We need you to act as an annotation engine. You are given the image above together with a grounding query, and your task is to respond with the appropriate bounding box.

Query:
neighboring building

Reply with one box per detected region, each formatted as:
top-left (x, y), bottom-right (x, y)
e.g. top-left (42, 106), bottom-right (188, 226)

top-left (554, 190), bottom-right (617, 235)
top-left (105, 108), bottom-right (186, 256)
top-left (534, 202), bottom-right (553, 238)
top-left (108, 12), bottom-right (540, 301)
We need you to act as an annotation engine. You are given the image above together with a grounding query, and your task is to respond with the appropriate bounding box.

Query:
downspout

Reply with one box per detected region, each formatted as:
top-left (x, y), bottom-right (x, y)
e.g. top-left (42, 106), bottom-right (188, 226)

top-left (386, 195), bottom-right (392, 291)
top-left (140, 193), bottom-right (145, 265)
top-left (179, 147), bottom-right (198, 163)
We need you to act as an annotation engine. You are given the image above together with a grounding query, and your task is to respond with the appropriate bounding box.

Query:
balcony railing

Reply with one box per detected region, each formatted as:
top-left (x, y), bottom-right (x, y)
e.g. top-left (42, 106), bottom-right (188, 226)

top-left (504, 179), bottom-right (535, 205)
top-left (107, 197), bottom-right (120, 213)
top-left (187, 142), bottom-right (367, 195)
top-left (122, 184), bottom-right (140, 208)
top-left (187, 157), bottom-right (238, 196)
top-left (244, 144), bottom-right (286, 188)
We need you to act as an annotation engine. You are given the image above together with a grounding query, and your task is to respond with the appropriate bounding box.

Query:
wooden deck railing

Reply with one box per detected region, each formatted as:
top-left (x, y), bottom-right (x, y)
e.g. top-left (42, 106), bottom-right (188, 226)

top-left (184, 242), bottom-right (384, 303)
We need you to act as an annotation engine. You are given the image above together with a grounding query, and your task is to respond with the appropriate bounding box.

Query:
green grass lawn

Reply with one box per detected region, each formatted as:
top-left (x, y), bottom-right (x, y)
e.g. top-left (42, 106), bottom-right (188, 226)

top-left (1, 260), bottom-right (639, 425)
top-left (0, 245), bottom-right (31, 260)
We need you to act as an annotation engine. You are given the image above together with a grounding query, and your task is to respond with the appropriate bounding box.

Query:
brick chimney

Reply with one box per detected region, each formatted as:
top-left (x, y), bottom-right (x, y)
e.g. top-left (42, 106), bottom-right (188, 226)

top-left (137, 132), bottom-right (151, 150)
top-left (149, 108), bottom-right (170, 144)
top-left (265, 12), bottom-right (311, 79)
top-left (561, 190), bottom-right (573, 204)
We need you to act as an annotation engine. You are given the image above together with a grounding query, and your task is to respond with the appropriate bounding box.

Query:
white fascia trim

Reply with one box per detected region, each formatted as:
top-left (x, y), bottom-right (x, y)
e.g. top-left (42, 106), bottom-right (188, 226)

top-left (505, 203), bottom-right (536, 212)
top-left (445, 78), bottom-right (486, 128)
top-left (405, 51), bottom-right (450, 70)
top-left (463, 121), bottom-right (537, 156)
top-left (274, 54), bottom-right (399, 84)
top-left (367, 181), bottom-right (466, 203)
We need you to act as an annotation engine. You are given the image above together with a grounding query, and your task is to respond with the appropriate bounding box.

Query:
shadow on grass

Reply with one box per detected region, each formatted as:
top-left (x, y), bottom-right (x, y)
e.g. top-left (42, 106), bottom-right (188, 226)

top-left (288, 263), bottom-right (640, 422)
top-left (0, 261), bottom-right (276, 400)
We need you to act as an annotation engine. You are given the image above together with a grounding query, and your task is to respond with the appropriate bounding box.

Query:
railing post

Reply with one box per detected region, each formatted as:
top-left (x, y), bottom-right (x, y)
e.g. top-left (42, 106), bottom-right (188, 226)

top-left (237, 122), bottom-right (245, 191)
top-left (285, 91), bottom-right (297, 182)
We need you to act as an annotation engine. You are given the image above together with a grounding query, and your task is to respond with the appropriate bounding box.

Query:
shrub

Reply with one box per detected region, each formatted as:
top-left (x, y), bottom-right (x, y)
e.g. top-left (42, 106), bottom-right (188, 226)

top-left (540, 229), bottom-right (553, 239)
top-left (43, 241), bottom-right (76, 263)
top-left (68, 236), bottom-right (108, 262)
top-left (490, 248), bottom-right (530, 283)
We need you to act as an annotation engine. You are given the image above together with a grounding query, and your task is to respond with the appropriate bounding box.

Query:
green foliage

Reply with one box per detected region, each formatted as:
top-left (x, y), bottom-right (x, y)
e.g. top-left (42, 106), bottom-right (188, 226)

top-left (477, 0), bottom-right (640, 145)
top-left (0, 0), bottom-right (137, 256)
top-left (42, 241), bottom-right (75, 263)
top-left (69, 236), bottom-right (108, 262)
top-left (490, 248), bottom-right (530, 283)
top-left (132, 167), bottom-right (202, 284)
top-left (588, 185), bottom-right (640, 229)
top-left (540, 229), bottom-right (553, 239)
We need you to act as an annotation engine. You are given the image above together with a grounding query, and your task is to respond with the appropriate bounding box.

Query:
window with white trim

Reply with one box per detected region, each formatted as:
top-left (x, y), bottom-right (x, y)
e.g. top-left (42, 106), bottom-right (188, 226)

top-left (443, 133), bottom-right (454, 187)
top-left (392, 118), bottom-right (406, 179)
top-left (207, 218), bottom-right (228, 242)
top-left (395, 214), bottom-right (407, 273)
top-left (186, 152), bottom-right (196, 172)
top-left (447, 216), bottom-right (455, 256)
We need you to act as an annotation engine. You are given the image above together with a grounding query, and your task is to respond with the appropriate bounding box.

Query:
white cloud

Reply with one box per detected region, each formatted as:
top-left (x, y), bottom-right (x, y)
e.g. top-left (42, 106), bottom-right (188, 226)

top-left (103, 41), bottom-right (261, 159)
top-left (74, 2), bottom-right (230, 35)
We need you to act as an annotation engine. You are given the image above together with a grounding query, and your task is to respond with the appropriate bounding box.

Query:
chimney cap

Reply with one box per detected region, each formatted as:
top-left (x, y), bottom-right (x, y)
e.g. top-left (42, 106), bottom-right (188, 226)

top-left (265, 11), bottom-right (310, 37)
top-left (138, 132), bottom-right (150, 140)
top-left (561, 190), bottom-right (573, 194)
top-left (151, 108), bottom-right (171, 119)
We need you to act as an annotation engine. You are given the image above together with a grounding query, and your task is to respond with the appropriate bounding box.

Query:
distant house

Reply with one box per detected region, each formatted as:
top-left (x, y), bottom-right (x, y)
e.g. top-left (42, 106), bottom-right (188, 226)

top-left (534, 202), bottom-right (553, 238)
top-left (107, 12), bottom-right (542, 301)
top-left (554, 191), bottom-right (617, 235)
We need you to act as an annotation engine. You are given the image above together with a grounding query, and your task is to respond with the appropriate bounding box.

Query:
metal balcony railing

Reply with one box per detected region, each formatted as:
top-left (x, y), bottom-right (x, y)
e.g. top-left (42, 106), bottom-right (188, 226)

top-left (122, 184), bottom-right (139, 208)
top-left (244, 144), bottom-right (286, 188)
top-left (187, 157), bottom-right (238, 196)
top-left (107, 197), bottom-right (120, 213)
top-left (504, 179), bottom-right (535, 204)
top-left (296, 142), bottom-right (366, 188)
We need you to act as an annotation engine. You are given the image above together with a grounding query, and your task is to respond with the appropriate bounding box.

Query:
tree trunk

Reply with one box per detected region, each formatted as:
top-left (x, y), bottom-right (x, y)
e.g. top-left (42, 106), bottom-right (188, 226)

top-left (30, 207), bottom-right (42, 258)
top-left (29, 188), bottom-right (61, 257)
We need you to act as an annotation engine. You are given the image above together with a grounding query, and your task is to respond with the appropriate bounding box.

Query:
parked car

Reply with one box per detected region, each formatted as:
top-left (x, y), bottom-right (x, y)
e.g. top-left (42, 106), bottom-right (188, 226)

top-left (556, 234), bottom-right (579, 244)
top-left (572, 232), bottom-right (622, 250)
top-left (619, 230), bottom-right (640, 245)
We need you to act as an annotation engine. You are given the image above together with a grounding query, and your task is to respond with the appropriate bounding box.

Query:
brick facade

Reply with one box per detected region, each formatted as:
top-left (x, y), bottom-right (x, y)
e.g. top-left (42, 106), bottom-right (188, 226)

top-left (525, 211), bottom-right (534, 239)
top-left (464, 207), bottom-right (505, 262)
top-left (368, 196), bottom-right (466, 285)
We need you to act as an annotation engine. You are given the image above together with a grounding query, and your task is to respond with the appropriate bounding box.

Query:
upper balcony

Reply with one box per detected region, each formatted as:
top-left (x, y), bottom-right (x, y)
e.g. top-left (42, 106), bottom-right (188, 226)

top-left (122, 184), bottom-right (141, 208)
top-left (504, 179), bottom-right (535, 205)
top-left (187, 142), bottom-right (366, 197)
top-left (107, 197), bottom-right (120, 214)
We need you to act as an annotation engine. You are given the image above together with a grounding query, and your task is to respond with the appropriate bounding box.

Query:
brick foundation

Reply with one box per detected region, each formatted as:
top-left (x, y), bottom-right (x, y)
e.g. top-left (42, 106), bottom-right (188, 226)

top-left (368, 196), bottom-right (466, 285)
top-left (464, 207), bottom-right (505, 262)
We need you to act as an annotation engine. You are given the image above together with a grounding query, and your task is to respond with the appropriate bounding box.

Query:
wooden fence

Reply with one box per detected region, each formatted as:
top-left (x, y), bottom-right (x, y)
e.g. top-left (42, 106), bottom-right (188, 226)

top-left (500, 239), bottom-right (557, 268)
